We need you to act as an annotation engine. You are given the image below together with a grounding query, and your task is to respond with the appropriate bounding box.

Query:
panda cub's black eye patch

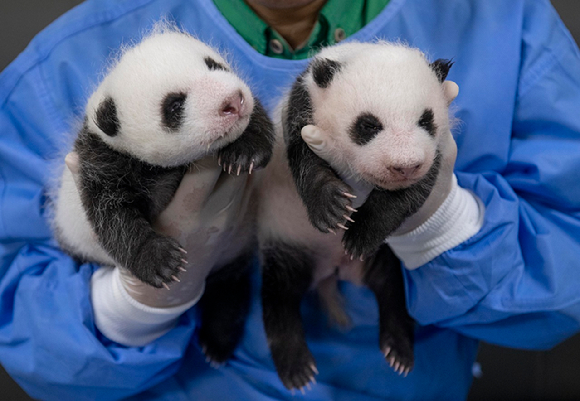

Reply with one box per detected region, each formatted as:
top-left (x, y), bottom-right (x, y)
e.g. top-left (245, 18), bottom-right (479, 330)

top-left (350, 113), bottom-right (384, 145)
top-left (204, 57), bottom-right (228, 71)
top-left (95, 96), bottom-right (120, 137)
top-left (162, 92), bottom-right (187, 130)
top-left (418, 108), bottom-right (436, 137)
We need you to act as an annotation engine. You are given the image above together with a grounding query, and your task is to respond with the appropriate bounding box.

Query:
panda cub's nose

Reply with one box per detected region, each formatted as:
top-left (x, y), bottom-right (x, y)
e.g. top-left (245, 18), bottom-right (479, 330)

top-left (390, 163), bottom-right (422, 179)
top-left (220, 91), bottom-right (244, 116)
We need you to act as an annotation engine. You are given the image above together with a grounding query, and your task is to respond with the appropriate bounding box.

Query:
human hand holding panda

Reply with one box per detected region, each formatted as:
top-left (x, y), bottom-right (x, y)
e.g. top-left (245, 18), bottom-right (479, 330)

top-left (258, 40), bottom-right (483, 393)
top-left (53, 28), bottom-right (274, 356)
top-left (291, 48), bottom-right (459, 260)
top-left (257, 42), bottom-right (460, 392)
top-left (54, 28), bottom-right (273, 288)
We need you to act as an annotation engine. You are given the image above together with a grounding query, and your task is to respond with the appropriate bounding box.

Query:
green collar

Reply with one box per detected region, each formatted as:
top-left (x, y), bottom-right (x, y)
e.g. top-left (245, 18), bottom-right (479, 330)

top-left (213, 0), bottom-right (389, 60)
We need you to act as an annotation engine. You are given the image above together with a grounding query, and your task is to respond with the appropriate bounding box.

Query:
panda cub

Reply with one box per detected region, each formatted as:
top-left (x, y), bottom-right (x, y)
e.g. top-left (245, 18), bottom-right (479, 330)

top-left (257, 42), bottom-right (454, 390)
top-left (52, 29), bottom-right (274, 361)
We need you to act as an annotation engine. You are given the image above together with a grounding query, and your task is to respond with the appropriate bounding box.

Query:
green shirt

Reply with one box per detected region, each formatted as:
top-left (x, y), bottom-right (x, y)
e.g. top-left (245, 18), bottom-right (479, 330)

top-left (213, 0), bottom-right (389, 59)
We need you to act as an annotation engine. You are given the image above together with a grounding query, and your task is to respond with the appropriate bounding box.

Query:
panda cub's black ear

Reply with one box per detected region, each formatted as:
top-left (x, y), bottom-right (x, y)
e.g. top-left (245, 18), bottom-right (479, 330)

top-left (311, 58), bottom-right (342, 88)
top-left (430, 59), bottom-right (454, 83)
top-left (95, 96), bottom-right (120, 137)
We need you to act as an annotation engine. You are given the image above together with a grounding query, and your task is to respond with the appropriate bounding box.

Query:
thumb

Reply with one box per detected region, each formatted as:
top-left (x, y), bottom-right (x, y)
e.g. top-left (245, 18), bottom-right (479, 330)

top-left (301, 125), bottom-right (336, 165)
top-left (65, 152), bottom-right (80, 188)
top-left (443, 80), bottom-right (459, 104)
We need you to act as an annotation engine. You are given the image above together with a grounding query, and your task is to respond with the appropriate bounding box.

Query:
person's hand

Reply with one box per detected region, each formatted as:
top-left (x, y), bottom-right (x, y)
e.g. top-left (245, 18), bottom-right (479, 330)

top-left (300, 80), bottom-right (459, 235)
top-left (65, 152), bottom-right (252, 308)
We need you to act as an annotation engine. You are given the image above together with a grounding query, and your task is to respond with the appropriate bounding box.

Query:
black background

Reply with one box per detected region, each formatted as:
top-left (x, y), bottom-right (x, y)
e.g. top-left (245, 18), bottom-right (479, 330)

top-left (1, 1), bottom-right (579, 400)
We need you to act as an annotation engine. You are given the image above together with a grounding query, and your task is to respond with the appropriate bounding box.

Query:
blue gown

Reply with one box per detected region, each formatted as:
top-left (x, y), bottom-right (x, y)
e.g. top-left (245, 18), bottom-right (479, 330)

top-left (1, 0), bottom-right (579, 399)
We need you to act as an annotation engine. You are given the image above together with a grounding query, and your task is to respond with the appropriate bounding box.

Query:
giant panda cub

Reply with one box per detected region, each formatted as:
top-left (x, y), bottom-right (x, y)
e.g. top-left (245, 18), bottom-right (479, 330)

top-left (257, 42), bottom-right (455, 390)
top-left (52, 28), bottom-right (274, 361)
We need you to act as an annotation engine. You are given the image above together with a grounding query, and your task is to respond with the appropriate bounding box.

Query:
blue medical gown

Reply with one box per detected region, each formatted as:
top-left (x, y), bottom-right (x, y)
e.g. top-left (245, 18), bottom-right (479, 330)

top-left (1, 0), bottom-right (580, 399)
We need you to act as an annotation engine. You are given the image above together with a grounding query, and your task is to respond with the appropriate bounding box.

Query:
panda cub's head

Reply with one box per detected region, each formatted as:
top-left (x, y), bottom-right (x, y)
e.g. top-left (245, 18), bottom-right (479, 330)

top-left (300, 42), bottom-right (455, 190)
top-left (85, 29), bottom-right (255, 167)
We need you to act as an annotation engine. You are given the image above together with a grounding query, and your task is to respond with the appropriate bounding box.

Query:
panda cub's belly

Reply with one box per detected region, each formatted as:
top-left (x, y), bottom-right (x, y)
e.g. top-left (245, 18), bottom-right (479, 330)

top-left (257, 143), bottom-right (365, 288)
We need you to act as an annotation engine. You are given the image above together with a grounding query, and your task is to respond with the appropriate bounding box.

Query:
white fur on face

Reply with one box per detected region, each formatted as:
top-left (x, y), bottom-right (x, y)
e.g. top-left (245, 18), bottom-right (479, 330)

top-left (306, 42), bottom-right (450, 190)
top-left (86, 31), bottom-right (255, 167)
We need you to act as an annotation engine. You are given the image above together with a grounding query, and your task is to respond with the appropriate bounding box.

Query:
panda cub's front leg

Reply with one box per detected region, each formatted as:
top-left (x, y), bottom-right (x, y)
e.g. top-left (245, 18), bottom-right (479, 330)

top-left (342, 154), bottom-right (442, 259)
top-left (341, 189), bottom-right (413, 259)
top-left (85, 190), bottom-right (187, 288)
top-left (289, 147), bottom-right (356, 235)
top-left (282, 74), bottom-right (357, 234)
top-left (77, 147), bottom-right (188, 288)
top-left (218, 98), bottom-right (275, 175)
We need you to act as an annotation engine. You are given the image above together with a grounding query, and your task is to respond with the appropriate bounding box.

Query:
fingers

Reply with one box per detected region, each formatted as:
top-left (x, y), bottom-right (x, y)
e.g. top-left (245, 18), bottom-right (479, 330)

top-left (166, 155), bottom-right (225, 215)
top-left (209, 169), bottom-right (249, 205)
top-left (440, 130), bottom-right (458, 170)
top-left (170, 152), bottom-right (252, 214)
top-left (155, 161), bottom-right (250, 245)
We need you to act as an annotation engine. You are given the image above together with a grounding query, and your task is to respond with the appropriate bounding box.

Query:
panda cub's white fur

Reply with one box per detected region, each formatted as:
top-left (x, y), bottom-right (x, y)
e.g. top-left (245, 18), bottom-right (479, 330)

top-left (258, 41), bottom-right (455, 391)
top-left (302, 42), bottom-right (450, 190)
top-left (85, 31), bottom-right (255, 167)
top-left (51, 27), bottom-right (274, 363)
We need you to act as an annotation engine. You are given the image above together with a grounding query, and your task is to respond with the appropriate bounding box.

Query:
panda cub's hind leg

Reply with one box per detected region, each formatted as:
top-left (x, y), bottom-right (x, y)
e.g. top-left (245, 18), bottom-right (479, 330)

top-left (261, 241), bottom-right (318, 391)
top-left (198, 251), bottom-right (253, 365)
top-left (363, 244), bottom-right (415, 376)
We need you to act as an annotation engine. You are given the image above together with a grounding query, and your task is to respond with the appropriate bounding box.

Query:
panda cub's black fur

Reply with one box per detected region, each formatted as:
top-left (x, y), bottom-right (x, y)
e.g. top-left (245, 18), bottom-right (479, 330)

top-left (287, 58), bottom-right (449, 258)
top-left (257, 42), bottom-right (454, 391)
top-left (74, 124), bottom-right (188, 285)
top-left (53, 29), bottom-right (275, 363)
top-left (75, 93), bottom-right (273, 289)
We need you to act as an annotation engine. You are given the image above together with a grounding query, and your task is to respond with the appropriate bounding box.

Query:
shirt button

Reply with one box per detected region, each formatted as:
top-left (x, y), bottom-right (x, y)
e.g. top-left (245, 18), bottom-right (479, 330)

top-left (334, 28), bottom-right (346, 43)
top-left (269, 39), bottom-right (283, 54)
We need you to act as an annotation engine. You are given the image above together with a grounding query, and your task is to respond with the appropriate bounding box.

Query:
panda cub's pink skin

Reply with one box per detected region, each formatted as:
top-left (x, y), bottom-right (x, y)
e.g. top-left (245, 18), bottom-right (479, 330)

top-left (257, 42), bottom-right (454, 391)
top-left (52, 28), bottom-right (274, 363)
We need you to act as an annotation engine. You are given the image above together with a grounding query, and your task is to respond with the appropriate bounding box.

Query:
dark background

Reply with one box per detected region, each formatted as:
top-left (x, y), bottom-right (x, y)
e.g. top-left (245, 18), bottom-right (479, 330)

top-left (1, 1), bottom-right (579, 400)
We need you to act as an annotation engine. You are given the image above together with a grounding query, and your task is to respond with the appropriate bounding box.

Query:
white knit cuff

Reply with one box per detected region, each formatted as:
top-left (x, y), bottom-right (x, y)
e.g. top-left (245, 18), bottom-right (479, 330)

top-left (91, 267), bottom-right (202, 346)
top-left (386, 175), bottom-right (484, 270)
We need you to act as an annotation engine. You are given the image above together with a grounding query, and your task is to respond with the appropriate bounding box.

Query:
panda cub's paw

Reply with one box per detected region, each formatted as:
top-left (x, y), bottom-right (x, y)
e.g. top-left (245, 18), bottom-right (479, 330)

top-left (381, 330), bottom-right (414, 376)
top-left (218, 137), bottom-right (273, 176)
top-left (306, 177), bottom-right (355, 234)
top-left (130, 234), bottom-right (187, 288)
top-left (271, 342), bottom-right (318, 392)
top-left (342, 226), bottom-right (381, 260)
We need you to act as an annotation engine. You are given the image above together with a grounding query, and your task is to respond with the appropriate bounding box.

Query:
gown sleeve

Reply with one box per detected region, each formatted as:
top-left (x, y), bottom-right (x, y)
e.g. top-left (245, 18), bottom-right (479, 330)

top-left (403, 0), bottom-right (580, 350)
top-left (0, 37), bottom-right (198, 401)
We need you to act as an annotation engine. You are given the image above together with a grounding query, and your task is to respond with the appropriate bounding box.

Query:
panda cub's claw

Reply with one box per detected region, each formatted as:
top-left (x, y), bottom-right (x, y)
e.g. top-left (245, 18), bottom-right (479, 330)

top-left (379, 306), bottom-right (415, 375)
top-left (271, 342), bottom-right (318, 391)
top-left (307, 178), bottom-right (354, 233)
top-left (130, 234), bottom-right (187, 288)
top-left (218, 137), bottom-right (272, 175)
top-left (342, 231), bottom-right (368, 260)
top-left (200, 344), bottom-right (226, 369)
top-left (381, 334), bottom-right (414, 376)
